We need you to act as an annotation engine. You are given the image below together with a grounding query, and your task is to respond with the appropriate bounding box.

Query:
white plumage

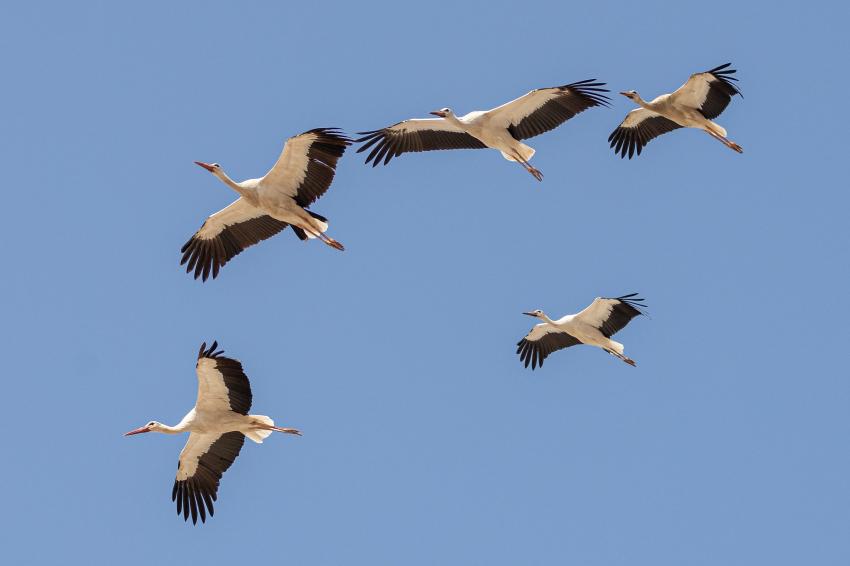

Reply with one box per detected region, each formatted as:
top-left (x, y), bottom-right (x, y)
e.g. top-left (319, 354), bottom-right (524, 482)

top-left (517, 294), bottom-right (647, 369)
top-left (356, 80), bottom-right (609, 181)
top-left (181, 128), bottom-right (351, 281)
top-left (124, 341), bottom-right (301, 524)
top-left (609, 63), bottom-right (743, 158)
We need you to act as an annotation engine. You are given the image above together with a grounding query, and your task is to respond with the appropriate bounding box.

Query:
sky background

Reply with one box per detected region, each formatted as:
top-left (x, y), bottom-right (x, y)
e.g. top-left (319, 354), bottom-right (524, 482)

top-left (1, 1), bottom-right (848, 564)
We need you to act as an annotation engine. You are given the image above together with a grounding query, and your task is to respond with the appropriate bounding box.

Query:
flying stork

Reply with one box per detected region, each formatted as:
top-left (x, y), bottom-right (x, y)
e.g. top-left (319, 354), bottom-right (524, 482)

top-left (124, 341), bottom-right (302, 524)
top-left (609, 63), bottom-right (743, 158)
top-left (517, 294), bottom-right (647, 370)
top-left (182, 128), bottom-right (351, 281)
top-left (356, 80), bottom-right (610, 181)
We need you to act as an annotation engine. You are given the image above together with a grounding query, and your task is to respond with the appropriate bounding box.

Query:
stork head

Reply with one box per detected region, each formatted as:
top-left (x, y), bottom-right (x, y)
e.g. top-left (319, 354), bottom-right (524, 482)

top-left (619, 90), bottom-right (639, 101)
top-left (124, 421), bottom-right (162, 436)
top-left (523, 309), bottom-right (546, 319)
top-left (194, 161), bottom-right (221, 173)
top-left (429, 107), bottom-right (453, 119)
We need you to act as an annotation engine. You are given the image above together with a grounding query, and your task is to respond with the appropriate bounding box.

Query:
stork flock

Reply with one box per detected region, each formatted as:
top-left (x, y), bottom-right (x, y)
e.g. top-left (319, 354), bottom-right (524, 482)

top-left (126, 63), bottom-right (744, 523)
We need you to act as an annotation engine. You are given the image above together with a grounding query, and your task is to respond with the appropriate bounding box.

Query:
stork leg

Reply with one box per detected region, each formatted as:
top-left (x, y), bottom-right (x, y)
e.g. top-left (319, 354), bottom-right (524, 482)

top-left (605, 348), bottom-right (637, 367)
top-left (257, 422), bottom-right (303, 436)
top-left (511, 150), bottom-right (544, 182)
top-left (313, 231), bottom-right (345, 251)
top-left (705, 129), bottom-right (743, 154)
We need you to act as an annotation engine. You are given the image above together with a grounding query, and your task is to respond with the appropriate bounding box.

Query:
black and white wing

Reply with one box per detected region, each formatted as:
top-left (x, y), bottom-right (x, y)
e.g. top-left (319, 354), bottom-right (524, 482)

top-left (355, 118), bottom-right (487, 166)
top-left (608, 109), bottom-right (683, 158)
top-left (172, 431), bottom-right (245, 524)
top-left (180, 198), bottom-right (289, 281)
top-left (261, 127), bottom-right (352, 207)
top-left (516, 325), bottom-right (582, 370)
top-left (670, 63), bottom-right (742, 120)
top-left (574, 294), bottom-right (647, 338)
top-left (488, 80), bottom-right (610, 141)
top-left (195, 341), bottom-right (252, 416)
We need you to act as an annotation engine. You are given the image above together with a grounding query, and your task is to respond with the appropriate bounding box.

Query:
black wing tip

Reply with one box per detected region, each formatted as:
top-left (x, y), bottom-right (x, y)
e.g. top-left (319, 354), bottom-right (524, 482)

top-left (304, 127), bottom-right (354, 145)
top-left (610, 293), bottom-right (648, 314)
top-left (180, 234), bottom-right (222, 282)
top-left (705, 63), bottom-right (743, 97)
top-left (198, 340), bottom-right (225, 360)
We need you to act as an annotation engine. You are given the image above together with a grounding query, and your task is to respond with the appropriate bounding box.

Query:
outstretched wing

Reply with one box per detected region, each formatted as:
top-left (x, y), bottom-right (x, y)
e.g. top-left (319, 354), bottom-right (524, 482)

top-left (487, 79), bottom-right (610, 141)
top-left (195, 341), bottom-right (252, 416)
top-left (261, 127), bottom-right (352, 207)
top-left (180, 198), bottom-right (289, 281)
top-left (670, 63), bottom-right (742, 120)
top-left (516, 324), bottom-right (582, 370)
top-left (355, 118), bottom-right (487, 166)
top-left (608, 109), bottom-right (682, 159)
top-left (172, 431), bottom-right (245, 524)
top-left (574, 293), bottom-right (647, 338)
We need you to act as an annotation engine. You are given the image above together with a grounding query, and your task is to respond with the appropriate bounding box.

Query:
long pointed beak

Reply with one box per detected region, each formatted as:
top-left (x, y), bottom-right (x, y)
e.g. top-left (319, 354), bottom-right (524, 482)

top-left (124, 426), bottom-right (151, 436)
top-left (194, 161), bottom-right (216, 172)
top-left (619, 92), bottom-right (630, 97)
top-left (522, 311), bottom-right (537, 317)
top-left (430, 111), bottom-right (447, 118)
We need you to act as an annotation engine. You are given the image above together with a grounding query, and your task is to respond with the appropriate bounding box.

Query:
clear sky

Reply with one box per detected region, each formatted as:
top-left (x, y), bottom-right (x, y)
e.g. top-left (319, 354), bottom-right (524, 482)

top-left (2, 1), bottom-right (848, 564)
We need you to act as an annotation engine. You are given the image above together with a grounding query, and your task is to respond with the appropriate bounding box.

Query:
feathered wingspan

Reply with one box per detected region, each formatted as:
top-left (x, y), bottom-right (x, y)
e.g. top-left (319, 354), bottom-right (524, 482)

top-left (608, 110), bottom-right (682, 158)
top-left (575, 294), bottom-right (647, 338)
top-left (355, 119), bottom-right (486, 166)
top-left (180, 198), bottom-right (289, 281)
top-left (516, 325), bottom-right (582, 370)
top-left (261, 128), bottom-right (352, 207)
top-left (195, 341), bottom-right (252, 416)
top-left (671, 63), bottom-right (742, 120)
top-left (487, 80), bottom-right (610, 141)
top-left (172, 431), bottom-right (245, 524)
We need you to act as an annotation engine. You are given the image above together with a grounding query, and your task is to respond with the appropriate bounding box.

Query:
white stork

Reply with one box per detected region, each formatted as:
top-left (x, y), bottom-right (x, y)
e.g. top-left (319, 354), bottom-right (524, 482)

top-left (181, 128), bottom-right (351, 281)
top-left (609, 63), bottom-right (743, 158)
top-left (124, 341), bottom-right (301, 524)
top-left (517, 294), bottom-right (647, 370)
top-left (356, 80), bottom-right (610, 181)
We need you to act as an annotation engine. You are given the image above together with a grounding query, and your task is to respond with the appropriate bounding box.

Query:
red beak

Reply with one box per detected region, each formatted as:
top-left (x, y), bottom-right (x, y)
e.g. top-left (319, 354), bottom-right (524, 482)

top-left (430, 110), bottom-right (447, 118)
top-left (124, 426), bottom-right (151, 436)
top-left (194, 161), bottom-right (216, 172)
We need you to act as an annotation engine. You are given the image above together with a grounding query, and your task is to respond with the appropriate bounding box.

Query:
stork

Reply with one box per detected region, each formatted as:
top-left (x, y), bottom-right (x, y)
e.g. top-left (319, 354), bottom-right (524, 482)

top-left (517, 294), bottom-right (647, 370)
top-left (182, 128), bottom-right (351, 281)
top-left (124, 341), bottom-right (301, 524)
top-left (609, 63), bottom-right (743, 158)
top-left (356, 80), bottom-right (610, 181)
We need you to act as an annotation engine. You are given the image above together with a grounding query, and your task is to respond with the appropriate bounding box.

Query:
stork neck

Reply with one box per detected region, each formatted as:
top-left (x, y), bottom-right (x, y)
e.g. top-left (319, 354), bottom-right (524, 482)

top-left (540, 314), bottom-right (556, 325)
top-left (633, 95), bottom-right (651, 109)
top-left (158, 422), bottom-right (188, 434)
top-left (215, 170), bottom-right (256, 200)
top-left (444, 113), bottom-right (464, 128)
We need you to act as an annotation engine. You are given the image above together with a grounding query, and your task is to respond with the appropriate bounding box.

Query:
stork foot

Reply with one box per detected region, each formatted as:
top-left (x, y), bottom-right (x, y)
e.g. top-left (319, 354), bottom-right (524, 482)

top-left (272, 426), bottom-right (302, 436)
top-left (728, 142), bottom-right (743, 153)
top-left (623, 357), bottom-right (636, 367)
top-left (527, 166), bottom-right (544, 182)
top-left (324, 238), bottom-right (345, 251)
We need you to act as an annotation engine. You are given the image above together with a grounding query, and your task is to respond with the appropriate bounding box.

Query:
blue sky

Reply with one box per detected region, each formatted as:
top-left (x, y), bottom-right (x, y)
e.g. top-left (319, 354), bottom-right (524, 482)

top-left (2, 1), bottom-right (848, 564)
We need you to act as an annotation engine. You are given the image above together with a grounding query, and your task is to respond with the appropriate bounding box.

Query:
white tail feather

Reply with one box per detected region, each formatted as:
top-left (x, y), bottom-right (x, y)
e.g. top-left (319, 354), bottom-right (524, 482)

top-left (246, 415), bottom-right (275, 444)
top-left (500, 144), bottom-right (535, 162)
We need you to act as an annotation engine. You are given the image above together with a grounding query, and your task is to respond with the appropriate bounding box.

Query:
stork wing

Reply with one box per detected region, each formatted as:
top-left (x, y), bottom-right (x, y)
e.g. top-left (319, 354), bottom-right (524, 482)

top-left (516, 324), bottom-right (582, 370)
top-left (670, 63), bottom-right (741, 120)
top-left (355, 118), bottom-right (487, 166)
top-left (180, 197), bottom-right (289, 281)
top-left (487, 79), bottom-right (610, 141)
top-left (608, 109), bottom-right (682, 158)
top-left (195, 341), bottom-right (252, 416)
top-left (261, 128), bottom-right (352, 207)
top-left (173, 431), bottom-right (245, 524)
top-left (574, 293), bottom-right (647, 338)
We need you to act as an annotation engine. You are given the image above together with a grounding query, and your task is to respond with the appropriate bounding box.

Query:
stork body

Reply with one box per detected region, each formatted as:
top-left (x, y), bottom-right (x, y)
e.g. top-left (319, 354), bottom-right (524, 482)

top-left (182, 128), bottom-right (351, 281)
top-left (609, 63), bottom-right (743, 158)
top-left (356, 80), bottom-right (610, 182)
top-left (517, 294), bottom-right (647, 370)
top-left (125, 341), bottom-right (301, 524)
